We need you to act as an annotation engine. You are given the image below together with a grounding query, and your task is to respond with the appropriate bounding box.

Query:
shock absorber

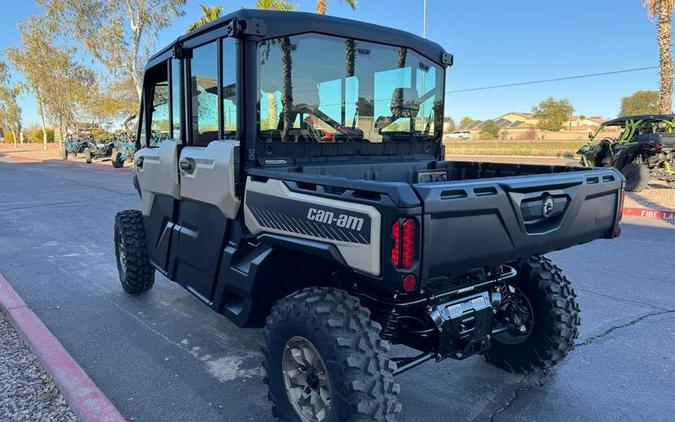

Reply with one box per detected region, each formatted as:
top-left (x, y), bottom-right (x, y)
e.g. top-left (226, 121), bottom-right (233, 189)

top-left (376, 305), bottom-right (400, 342)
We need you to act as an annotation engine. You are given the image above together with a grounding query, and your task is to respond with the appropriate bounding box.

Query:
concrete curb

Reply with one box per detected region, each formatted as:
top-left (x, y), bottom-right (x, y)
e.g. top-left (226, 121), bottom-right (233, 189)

top-left (623, 207), bottom-right (675, 222)
top-left (0, 273), bottom-right (127, 422)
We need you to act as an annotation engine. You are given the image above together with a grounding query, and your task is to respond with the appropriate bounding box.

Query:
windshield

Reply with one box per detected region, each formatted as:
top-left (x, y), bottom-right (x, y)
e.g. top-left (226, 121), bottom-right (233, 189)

top-left (257, 33), bottom-right (444, 144)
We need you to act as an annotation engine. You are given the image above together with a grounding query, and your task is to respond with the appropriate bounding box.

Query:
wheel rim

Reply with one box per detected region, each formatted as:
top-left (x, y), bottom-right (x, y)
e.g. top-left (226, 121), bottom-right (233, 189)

top-left (282, 336), bottom-right (332, 422)
top-left (494, 285), bottom-right (535, 345)
top-left (116, 238), bottom-right (127, 275)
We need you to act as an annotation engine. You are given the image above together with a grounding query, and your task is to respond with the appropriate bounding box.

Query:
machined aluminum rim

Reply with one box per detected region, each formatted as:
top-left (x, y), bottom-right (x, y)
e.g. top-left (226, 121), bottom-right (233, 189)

top-left (116, 237), bottom-right (127, 274)
top-left (281, 336), bottom-right (332, 422)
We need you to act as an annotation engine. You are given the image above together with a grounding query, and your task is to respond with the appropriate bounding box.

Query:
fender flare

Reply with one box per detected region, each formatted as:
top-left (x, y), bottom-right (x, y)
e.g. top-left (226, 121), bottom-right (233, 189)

top-left (258, 233), bottom-right (349, 269)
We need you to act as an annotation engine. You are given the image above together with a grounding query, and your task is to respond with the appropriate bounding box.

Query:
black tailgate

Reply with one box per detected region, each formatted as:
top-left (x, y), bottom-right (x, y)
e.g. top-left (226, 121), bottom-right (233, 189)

top-left (413, 168), bottom-right (624, 280)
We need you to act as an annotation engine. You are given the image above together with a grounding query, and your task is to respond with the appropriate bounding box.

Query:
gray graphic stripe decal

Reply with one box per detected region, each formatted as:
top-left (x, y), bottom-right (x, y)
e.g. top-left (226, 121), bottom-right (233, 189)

top-left (246, 191), bottom-right (371, 245)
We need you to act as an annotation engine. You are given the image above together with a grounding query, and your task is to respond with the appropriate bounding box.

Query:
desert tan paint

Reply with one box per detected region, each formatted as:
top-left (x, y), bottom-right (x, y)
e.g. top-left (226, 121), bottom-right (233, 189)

top-left (179, 140), bottom-right (240, 219)
top-left (244, 178), bottom-right (382, 276)
top-left (135, 140), bottom-right (181, 216)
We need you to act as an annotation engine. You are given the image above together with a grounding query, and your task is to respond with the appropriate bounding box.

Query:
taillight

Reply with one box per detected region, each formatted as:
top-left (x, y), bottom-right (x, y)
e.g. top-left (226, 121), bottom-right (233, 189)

top-left (401, 219), bottom-right (416, 269)
top-left (391, 221), bottom-right (400, 266)
top-left (391, 218), bottom-right (416, 269)
top-left (402, 274), bottom-right (417, 292)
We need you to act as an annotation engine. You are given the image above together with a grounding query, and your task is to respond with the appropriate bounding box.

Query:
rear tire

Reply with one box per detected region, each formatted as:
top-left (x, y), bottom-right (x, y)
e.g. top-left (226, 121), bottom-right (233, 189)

top-left (484, 256), bottom-right (580, 373)
top-left (114, 210), bottom-right (154, 294)
top-left (621, 162), bottom-right (649, 192)
top-left (84, 148), bottom-right (92, 164)
top-left (263, 287), bottom-right (401, 421)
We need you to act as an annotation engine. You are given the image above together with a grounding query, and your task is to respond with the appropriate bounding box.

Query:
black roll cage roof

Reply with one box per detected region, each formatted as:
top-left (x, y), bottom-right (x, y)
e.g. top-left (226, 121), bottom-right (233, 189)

top-left (140, 9), bottom-right (452, 177)
top-left (148, 9), bottom-right (451, 69)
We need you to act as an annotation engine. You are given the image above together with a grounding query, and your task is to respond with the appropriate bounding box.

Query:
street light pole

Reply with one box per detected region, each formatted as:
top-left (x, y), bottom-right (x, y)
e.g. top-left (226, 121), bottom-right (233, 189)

top-left (422, 0), bottom-right (427, 38)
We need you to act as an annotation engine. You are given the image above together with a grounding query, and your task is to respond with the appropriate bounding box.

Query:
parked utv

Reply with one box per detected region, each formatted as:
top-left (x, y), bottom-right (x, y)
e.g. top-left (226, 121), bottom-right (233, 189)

top-left (577, 114), bottom-right (675, 191)
top-left (61, 134), bottom-right (90, 160)
top-left (111, 133), bottom-right (137, 168)
top-left (114, 10), bottom-right (625, 421)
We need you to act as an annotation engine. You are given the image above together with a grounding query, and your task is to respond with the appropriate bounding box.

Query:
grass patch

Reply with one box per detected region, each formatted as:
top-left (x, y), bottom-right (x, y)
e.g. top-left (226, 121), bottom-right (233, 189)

top-left (444, 139), bottom-right (582, 158)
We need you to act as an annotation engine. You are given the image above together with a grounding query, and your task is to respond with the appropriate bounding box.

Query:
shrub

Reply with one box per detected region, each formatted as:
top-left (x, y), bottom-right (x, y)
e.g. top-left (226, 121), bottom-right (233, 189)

top-left (479, 120), bottom-right (500, 139)
top-left (24, 126), bottom-right (55, 143)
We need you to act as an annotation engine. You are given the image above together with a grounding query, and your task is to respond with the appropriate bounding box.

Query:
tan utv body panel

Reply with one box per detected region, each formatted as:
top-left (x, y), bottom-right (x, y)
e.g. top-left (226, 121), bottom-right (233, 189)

top-left (135, 140), bottom-right (181, 216)
top-left (178, 140), bottom-right (240, 219)
top-left (244, 178), bottom-right (382, 276)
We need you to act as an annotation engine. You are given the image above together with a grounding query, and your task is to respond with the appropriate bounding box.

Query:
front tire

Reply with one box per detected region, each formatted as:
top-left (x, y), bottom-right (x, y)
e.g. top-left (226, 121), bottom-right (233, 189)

top-left (263, 287), bottom-right (400, 421)
top-left (621, 161), bottom-right (649, 192)
top-left (84, 148), bottom-right (92, 164)
top-left (114, 210), bottom-right (155, 294)
top-left (484, 256), bottom-right (580, 373)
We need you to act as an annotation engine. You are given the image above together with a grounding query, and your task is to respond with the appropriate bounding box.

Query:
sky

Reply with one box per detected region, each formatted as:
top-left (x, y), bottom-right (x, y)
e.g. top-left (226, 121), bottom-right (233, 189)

top-left (0, 0), bottom-right (667, 127)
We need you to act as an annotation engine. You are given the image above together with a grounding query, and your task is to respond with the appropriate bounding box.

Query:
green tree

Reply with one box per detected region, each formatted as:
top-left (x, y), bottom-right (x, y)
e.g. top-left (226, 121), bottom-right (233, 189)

top-left (0, 62), bottom-right (22, 149)
top-left (459, 116), bottom-right (474, 128)
top-left (479, 120), bottom-right (500, 139)
top-left (187, 5), bottom-right (223, 32)
top-left (39, 0), bottom-right (186, 101)
top-left (316, 0), bottom-right (357, 15)
top-left (8, 17), bottom-right (96, 149)
top-left (620, 90), bottom-right (660, 116)
top-left (532, 97), bottom-right (574, 131)
top-left (643, 1), bottom-right (674, 113)
top-left (444, 117), bottom-right (456, 134)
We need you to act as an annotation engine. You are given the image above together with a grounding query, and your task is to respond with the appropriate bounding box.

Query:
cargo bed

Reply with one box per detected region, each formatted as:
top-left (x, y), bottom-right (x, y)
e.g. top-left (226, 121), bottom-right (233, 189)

top-left (248, 159), bottom-right (624, 281)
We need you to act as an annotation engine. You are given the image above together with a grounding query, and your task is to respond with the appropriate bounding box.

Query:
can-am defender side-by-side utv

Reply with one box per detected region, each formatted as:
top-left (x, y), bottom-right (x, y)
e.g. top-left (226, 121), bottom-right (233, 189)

top-left (114, 10), bottom-right (625, 421)
top-left (577, 115), bottom-right (675, 191)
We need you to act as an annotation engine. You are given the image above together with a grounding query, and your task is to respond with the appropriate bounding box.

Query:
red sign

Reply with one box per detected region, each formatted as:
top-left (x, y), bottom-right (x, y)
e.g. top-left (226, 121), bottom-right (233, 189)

top-left (623, 207), bottom-right (675, 221)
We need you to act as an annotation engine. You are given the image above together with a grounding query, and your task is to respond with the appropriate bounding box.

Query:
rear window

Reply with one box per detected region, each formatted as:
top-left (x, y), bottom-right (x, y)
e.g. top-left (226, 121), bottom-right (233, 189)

top-left (257, 33), bottom-right (444, 145)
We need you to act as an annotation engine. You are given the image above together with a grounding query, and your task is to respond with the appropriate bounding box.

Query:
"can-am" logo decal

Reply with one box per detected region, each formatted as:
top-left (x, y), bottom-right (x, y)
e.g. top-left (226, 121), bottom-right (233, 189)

top-left (307, 208), bottom-right (365, 232)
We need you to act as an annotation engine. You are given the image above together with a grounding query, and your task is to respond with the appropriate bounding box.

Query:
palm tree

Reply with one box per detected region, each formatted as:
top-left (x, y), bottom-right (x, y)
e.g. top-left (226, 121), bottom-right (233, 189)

top-left (257, 0), bottom-right (298, 138)
top-left (643, 0), bottom-right (674, 113)
top-left (257, 0), bottom-right (298, 11)
top-left (316, 0), bottom-right (357, 15)
top-left (186, 5), bottom-right (223, 32)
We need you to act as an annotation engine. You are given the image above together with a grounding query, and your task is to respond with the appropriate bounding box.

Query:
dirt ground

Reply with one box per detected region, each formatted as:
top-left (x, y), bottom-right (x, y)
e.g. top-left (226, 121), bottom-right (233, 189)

top-left (0, 143), bottom-right (87, 163)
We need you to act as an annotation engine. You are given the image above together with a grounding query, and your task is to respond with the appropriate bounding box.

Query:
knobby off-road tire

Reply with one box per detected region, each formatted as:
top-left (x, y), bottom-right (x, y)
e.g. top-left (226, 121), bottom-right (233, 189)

top-left (484, 256), bottom-right (580, 373)
top-left (111, 148), bottom-right (124, 168)
top-left (621, 162), bottom-right (649, 192)
top-left (114, 210), bottom-right (155, 294)
top-left (263, 287), bottom-right (401, 422)
top-left (84, 148), bottom-right (93, 164)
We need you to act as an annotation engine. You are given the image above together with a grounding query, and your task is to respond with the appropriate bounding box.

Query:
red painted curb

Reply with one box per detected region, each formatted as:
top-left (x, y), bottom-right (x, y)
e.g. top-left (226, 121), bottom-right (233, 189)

top-left (623, 207), bottom-right (675, 222)
top-left (0, 274), bottom-right (127, 422)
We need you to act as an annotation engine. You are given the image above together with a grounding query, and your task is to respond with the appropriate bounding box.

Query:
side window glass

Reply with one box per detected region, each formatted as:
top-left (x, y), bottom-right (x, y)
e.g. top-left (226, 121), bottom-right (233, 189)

top-left (150, 82), bottom-right (170, 146)
top-left (171, 59), bottom-right (182, 140)
top-left (138, 102), bottom-right (147, 147)
top-left (222, 37), bottom-right (237, 138)
top-left (190, 42), bottom-right (219, 146)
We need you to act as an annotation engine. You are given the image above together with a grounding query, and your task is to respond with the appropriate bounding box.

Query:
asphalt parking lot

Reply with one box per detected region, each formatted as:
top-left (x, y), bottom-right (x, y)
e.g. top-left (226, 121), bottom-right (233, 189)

top-left (0, 158), bottom-right (674, 422)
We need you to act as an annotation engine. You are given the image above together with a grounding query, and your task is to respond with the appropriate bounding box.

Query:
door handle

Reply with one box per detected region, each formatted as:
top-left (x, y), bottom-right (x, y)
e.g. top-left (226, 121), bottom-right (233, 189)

top-left (179, 159), bottom-right (194, 172)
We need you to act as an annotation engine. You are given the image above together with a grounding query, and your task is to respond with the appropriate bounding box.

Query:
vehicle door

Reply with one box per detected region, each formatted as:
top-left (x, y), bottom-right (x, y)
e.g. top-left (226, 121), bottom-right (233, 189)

top-left (170, 37), bottom-right (241, 303)
top-left (134, 59), bottom-right (183, 272)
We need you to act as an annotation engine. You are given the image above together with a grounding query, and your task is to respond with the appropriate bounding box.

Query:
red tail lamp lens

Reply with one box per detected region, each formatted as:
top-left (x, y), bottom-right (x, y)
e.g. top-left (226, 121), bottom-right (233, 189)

top-left (401, 219), bottom-right (416, 269)
top-left (402, 274), bottom-right (417, 292)
top-left (391, 221), bottom-right (400, 266)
